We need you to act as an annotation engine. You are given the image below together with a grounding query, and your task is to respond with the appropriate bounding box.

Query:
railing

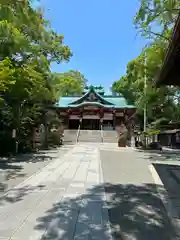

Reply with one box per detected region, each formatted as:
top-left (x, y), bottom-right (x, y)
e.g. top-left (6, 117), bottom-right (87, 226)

top-left (100, 124), bottom-right (103, 143)
top-left (76, 123), bottom-right (81, 143)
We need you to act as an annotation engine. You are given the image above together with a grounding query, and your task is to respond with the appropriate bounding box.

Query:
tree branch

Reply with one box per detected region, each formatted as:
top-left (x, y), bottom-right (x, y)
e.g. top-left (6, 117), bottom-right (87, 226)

top-left (147, 30), bottom-right (170, 41)
top-left (137, 28), bottom-right (170, 41)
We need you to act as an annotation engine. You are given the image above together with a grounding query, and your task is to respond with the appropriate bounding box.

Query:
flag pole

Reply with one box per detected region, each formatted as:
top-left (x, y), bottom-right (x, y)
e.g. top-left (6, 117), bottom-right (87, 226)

top-left (144, 51), bottom-right (147, 146)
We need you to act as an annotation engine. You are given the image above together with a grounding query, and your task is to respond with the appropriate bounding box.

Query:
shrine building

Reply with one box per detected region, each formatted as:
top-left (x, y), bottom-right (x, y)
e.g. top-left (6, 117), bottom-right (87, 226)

top-left (55, 85), bottom-right (136, 131)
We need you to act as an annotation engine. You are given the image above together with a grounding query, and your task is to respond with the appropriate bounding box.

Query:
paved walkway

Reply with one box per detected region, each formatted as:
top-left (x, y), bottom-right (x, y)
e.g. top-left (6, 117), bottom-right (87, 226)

top-left (0, 143), bottom-right (178, 239)
top-left (148, 150), bottom-right (180, 233)
top-left (0, 146), bottom-right (71, 197)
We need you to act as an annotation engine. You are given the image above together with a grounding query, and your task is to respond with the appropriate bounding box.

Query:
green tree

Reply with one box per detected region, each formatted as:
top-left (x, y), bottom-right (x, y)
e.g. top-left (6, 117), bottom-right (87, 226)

top-left (0, 58), bottom-right (15, 99)
top-left (0, 0), bottom-right (72, 154)
top-left (112, 43), bottom-right (177, 128)
top-left (134, 0), bottom-right (180, 41)
top-left (112, 0), bottom-right (180, 130)
top-left (54, 71), bottom-right (87, 96)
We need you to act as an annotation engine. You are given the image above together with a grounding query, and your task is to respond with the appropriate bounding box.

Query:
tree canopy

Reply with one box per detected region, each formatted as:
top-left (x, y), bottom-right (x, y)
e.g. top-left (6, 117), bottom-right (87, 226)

top-left (134, 0), bottom-right (180, 41)
top-left (53, 70), bottom-right (87, 96)
top-left (112, 0), bottom-right (180, 130)
top-left (0, 0), bottom-right (88, 154)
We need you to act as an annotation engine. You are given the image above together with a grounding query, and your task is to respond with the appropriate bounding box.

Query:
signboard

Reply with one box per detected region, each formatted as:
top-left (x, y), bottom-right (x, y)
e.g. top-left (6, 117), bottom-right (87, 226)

top-left (83, 115), bottom-right (100, 119)
top-left (116, 112), bottom-right (124, 117)
top-left (12, 129), bottom-right (16, 138)
top-left (39, 124), bottom-right (45, 133)
top-left (83, 106), bottom-right (99, 110)
top-left (103, 113), bottom-right (113, 120)
top-left (69, 115), bottom-right (80, 120)
top-left (60, 112), bottom-right (67, 116)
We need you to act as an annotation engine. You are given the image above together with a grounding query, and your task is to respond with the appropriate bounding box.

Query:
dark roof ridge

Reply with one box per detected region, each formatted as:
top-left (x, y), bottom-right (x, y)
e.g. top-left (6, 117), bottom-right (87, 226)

top-left (156, 13), bottom-right (180, 85)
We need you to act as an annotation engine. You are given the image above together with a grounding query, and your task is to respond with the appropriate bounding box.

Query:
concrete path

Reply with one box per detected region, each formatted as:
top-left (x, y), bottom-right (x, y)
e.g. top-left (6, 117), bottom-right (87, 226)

top-left (100, 147), bottom-right (177, 239)
top-left (0, 143), bottom-right (178, 239)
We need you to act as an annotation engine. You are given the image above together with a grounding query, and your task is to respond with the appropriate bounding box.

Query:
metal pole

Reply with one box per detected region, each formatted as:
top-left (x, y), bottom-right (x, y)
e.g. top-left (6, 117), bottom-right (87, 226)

top-left (144, 52), bottom-right (147, 146)
top-left (16, 100), bottom-right (27, 154)
top-left (44, 110), bottom-right (48, 149)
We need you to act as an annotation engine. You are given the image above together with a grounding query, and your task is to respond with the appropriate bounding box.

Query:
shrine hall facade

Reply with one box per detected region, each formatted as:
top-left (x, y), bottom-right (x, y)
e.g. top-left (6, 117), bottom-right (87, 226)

top-left (56, 85), bottom-right (136, 130)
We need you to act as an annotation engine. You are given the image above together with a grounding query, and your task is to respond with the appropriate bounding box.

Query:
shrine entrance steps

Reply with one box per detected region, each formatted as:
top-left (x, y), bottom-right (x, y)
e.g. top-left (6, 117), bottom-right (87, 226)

top-left (63, 130), bottom-right (117, 144)
top-left (102, 130), bottom-right (117, 143)
top-left (63, 130), bottom-right (78, 144)
top-left (78, 130), bottom-right (102, 143)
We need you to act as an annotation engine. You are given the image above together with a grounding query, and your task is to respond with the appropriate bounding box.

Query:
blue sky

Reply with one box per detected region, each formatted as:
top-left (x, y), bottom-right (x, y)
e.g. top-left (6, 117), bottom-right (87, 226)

top-left (37, 0), bottom-right (146, 90)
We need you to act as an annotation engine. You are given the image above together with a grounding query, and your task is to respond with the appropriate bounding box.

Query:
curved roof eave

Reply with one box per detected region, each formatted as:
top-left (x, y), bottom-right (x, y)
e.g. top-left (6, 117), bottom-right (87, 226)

top-left (68, 101), bottom-right (114, 108)
top-left (69, 88), bottom-right (114, 105)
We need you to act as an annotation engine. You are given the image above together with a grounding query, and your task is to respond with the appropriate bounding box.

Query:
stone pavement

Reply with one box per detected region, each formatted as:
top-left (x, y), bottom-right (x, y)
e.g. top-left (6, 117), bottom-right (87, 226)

top-left (0, 143), bottom-right (178, 239)
top-left (0, 144), bottom-right (111, 240)
top-left (0, 146), bottom-right (71, 197)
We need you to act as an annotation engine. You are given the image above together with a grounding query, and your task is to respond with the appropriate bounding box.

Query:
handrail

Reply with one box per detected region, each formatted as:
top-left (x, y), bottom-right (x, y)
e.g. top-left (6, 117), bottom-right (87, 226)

top-left (100, 124), bottom-right (103, 143)
top-left (76, 121), bottom-right (81, 143)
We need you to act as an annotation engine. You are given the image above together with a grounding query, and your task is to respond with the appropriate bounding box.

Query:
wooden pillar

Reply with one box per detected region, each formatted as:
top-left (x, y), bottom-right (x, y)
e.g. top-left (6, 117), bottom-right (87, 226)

top-left (99, 108), bottom-right (104, 129)
top-left (124, 109), bottom-right (127, 124)
top-left (126, 110), bottom-right (135, 147)
top-left (67, 114), bottom-right (70, 129)
top-left (113, 110), bottom-right (116, 130)
top-left (66, 108), bottom-right (72, 129)
top-left (79, 108), bottom-right (83, 128)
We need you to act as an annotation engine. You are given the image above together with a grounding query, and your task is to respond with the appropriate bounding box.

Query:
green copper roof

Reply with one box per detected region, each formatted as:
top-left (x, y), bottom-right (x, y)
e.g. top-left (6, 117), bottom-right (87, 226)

top-left (69, 102), bottom-right (114, 108)
top-left (56, 86), bottom-right (135, 109)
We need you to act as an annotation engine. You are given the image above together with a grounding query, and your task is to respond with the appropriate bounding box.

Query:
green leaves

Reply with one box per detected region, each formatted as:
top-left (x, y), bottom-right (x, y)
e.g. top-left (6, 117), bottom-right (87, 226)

top-left (0, 0), bottom-right (73, 103)
top-left (0, 0), bottom-right (75, 153)
top-left (0, 0), bottom-right (72, 63)
top-left (112, 41), bottom-right (178, 128)
top-left (134, 0), bottom-right (180, 41)
top-left (112, 0), bottom-right (180, 130)
top-left (53, 71), bottom-right (87, 97)
top-left (0, 58), bottom-right (16, 96)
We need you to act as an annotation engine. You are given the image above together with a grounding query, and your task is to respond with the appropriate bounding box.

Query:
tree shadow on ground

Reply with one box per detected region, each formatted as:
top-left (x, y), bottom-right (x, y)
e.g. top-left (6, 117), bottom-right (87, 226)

top-left (0, 152), bottom-right (52, 200)
top-left (153, 163), bottom-right (180, 185)
top-left (0, 159), bottom-right (24, 177)
top-left (34, 183), bottom-right (177, 240)
top-left (0, 147), bottom-right (69, 205)
top-left (143, 148), bottom-right (180, 219)
top-left (138, 149), bottom-right (180, 162)
top-left (0, 184), bottom-right (46, 206)
top-left (0, 182), bottom-right (7, 195)
top-left (104, 183), bottom-right (176, 240)
top-left (9, 151), bottom-right (58, 163)
top-left (153, 162), bottom-right (180, 218)
top-left (0, 160), bottom-right (24, 194)
top-left (0, 149), bottom-right (58, 183)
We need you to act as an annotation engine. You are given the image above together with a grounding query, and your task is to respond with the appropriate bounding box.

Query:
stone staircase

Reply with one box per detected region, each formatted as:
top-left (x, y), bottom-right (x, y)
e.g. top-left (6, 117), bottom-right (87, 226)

top-left (63, 129), bottom-right (117, 144)
top-left (102, 130), bottom-right (117, 143)
top-left (63, 130), bottom-right (78, 144)
top-left (78, 130), bottom-right (102, 143)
